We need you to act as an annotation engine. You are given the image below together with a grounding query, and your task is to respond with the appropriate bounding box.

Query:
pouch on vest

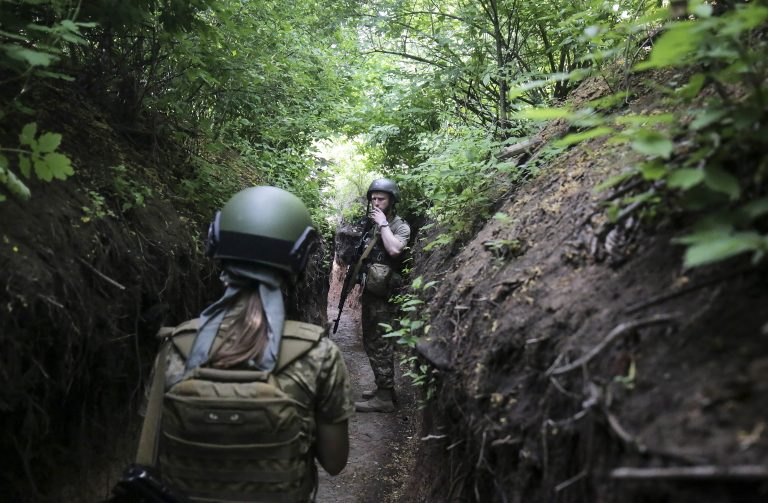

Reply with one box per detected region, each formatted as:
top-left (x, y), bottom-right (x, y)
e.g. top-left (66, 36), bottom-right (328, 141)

top-left (157, 319), bottom-right (324, 503)
top-left (364, 262), bottom-right (392, 297)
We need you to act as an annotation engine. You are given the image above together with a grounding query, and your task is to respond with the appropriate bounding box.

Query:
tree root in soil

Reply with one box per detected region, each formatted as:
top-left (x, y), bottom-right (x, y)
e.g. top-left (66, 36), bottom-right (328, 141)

top-left (546, 313), bottom-right (678, 376)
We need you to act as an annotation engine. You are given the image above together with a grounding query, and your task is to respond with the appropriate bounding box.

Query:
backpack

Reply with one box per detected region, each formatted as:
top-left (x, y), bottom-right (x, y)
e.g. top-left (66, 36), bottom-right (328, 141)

top-left (155, 318), bottom-right (325, 503)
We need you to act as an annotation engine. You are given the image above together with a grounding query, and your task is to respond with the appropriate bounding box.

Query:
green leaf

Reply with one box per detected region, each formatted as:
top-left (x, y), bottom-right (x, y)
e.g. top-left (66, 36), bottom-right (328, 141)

top-left (615, 113), bottom-right (675, 126)
top-left (594, 170), bottom-right (635, 193)
top-left (676, 73), bottom-right (706, 99)
top-left (692, 3), bottom-right (713, 18)
top-left (19, 123), bottom-right (37, 146)
top-left (38, 153), bottom-right (74, 181)
top-left (554, 126), bottom-right (613, 147)
top-left (18, 155), bottom-right (31, 178)
top-left (513, 108), bottom-right (573, 121)
top-left (37, 132), bottom-right (62, 153)
top-left (0, 163), bottom-right (32, 201)
top-left (690, 108), bottom-right (727, 130)
top-left (36, 70), bottom-right (75, 81)
top-left (720, 5), bottom-right (768, 37)
top-left (683, 232), bottom-right (763, 267)
top-left (2, 44), bottom-right (56, 66)
top-left (668, 169), bottom-right (704, 190)
top-left (740, 198), bottom-right (768, 221)
top-left (638, 161), bottom-right (667, 181)
top-left (411, 276), bottom-right (423, 290)
top-left (635, 21), bottom-right (705, 70)
top-left (704, 166), bottom-right (740, 200)
top-left (630, 130), bottom-right (673, 159)
top-left (33, 158), bottom-right (53, 181)
top-left (60, 20), bottom-right (78, 32)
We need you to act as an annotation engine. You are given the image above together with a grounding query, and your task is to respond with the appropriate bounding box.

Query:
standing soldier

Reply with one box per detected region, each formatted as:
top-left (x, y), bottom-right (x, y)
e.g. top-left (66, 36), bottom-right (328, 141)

top-left (356, 178), bottom-right (411, 413)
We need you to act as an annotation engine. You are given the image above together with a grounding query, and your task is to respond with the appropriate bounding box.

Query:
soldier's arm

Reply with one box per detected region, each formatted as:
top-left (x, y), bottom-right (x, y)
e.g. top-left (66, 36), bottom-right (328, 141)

top-left (380, 224), bottom-right (406, 257)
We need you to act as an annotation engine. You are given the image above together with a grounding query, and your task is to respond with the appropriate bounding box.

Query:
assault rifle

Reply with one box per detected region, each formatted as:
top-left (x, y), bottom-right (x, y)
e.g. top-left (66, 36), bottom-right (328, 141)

top-left (332, 218), bottom-right (374, 334)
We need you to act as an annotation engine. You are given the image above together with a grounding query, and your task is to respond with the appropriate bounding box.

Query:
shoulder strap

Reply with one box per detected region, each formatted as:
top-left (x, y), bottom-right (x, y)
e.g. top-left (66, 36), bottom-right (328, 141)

top-left (167, 318), bottom-right (200, 359)
top-left (360, 229), bottom-right (379, 261)
top-left (275, 320), bottom-right (325, 373)
top-left (136, 338), bottom-right (171, 466)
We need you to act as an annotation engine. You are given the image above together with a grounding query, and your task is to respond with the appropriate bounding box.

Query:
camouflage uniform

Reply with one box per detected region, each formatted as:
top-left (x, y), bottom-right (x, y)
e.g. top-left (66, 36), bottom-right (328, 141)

top-left (160, 299), bottom-right (355, 502)
top-left (361, 215), bottom-right (410, 391)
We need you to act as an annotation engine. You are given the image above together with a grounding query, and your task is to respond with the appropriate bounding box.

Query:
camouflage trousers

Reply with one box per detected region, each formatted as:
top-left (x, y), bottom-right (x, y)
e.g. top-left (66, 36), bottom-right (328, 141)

top-left (361, 290), bottom-right (395, 390)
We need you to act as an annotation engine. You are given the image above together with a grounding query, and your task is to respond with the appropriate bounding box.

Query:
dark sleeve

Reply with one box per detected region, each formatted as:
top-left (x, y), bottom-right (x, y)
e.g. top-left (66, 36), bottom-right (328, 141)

top-left (315, 339), bottom-right (355, 424)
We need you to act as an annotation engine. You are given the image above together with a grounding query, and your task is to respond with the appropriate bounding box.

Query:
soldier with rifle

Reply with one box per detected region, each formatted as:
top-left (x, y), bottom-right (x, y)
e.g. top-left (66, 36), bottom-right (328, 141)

top-left (334, 179), bottom-right (410, 413)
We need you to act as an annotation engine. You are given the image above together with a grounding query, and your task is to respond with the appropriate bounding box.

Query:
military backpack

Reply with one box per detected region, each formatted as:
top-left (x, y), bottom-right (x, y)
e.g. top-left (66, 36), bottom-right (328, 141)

top-left (141, 319), bottom-right (325, 503)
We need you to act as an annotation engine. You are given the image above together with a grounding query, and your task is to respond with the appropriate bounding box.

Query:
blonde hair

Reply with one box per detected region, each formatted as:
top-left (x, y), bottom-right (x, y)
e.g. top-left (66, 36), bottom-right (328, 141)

top-left (209, 290), bottom-right (268, 368)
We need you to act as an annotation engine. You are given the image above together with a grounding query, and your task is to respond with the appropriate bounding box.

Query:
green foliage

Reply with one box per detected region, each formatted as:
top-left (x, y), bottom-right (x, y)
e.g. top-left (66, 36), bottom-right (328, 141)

top-left (0, 122), bottom-right (74, 201)
top-left (518, 2), bottom-right (768, 269)
top-left (382, 275), bottom-right (440, 403)
top-left (0, 1), bottom-right (86, 202)
top-left (110, 165), bottom-right (152, 213)
top-left (397, 125), bottom-right (518, 245)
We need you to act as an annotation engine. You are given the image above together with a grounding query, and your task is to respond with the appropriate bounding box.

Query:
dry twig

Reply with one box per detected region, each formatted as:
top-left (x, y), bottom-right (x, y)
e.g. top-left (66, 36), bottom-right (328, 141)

top-left (76, 257), bottom-right (127, 290)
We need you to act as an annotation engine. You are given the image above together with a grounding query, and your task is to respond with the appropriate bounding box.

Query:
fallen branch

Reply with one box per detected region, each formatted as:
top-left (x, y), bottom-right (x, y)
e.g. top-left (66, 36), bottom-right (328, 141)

top-left (76, 257), bottom-right (127, 290)
top-left (611, 465), bottom-right (768, 481)
top-left (547, 314), bottom-right (677, 376)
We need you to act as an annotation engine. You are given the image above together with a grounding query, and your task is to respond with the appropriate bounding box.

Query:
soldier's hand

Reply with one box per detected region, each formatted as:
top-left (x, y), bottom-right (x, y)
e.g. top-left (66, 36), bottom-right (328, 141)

top-left (370, 207), bottom-right (388, 227)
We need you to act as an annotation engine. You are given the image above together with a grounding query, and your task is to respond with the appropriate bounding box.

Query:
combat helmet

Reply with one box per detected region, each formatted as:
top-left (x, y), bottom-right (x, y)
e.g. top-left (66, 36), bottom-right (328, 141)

top-left (205, 186), bottom-right (318, 275)
top-left (367, 178), bottom-right (400, 203)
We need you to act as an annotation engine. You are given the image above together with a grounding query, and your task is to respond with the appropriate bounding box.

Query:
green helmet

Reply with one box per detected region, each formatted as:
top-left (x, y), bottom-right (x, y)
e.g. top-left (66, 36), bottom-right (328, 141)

top-left (205, 186), bottom-right (318, 274)
top-left (367, 178), bottom-right (400, 203)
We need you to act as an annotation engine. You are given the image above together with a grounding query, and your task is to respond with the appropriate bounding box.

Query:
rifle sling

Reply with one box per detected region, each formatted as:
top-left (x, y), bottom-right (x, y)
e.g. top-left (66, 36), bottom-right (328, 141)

top-left (136, 340), bottom-right (171, 466)
top-left (355, 229), bottom-right (379, 274)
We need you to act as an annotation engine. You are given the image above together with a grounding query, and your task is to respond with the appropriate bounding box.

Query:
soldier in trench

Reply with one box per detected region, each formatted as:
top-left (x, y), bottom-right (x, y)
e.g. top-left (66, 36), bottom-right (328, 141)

top-left (355, 178), bottom-right (411, 413)
top-left (127, 186), bottom-right (354, 503)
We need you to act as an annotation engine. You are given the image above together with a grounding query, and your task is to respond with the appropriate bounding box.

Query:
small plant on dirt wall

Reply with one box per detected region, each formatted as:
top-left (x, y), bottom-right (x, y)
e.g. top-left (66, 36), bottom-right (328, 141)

top-left (381, 275), bottom-right (439, 404)
top-left (0, 123), bottom-right (74, 202)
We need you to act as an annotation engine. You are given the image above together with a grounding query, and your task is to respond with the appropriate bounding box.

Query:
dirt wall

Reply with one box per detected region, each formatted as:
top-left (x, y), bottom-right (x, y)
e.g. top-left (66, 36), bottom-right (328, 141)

top-left (0, 85), bottom-right (330, 502)
top-left (401, 76), bottom-right (768, 502)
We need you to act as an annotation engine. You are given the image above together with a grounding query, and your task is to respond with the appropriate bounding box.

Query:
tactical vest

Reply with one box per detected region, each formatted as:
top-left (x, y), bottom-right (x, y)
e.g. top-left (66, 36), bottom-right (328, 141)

top-left (157, 319), bottom-right (325, 503)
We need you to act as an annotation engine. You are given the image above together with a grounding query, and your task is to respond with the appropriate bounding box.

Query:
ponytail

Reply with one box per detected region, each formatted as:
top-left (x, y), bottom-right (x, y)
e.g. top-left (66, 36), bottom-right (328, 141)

top-left (209, 289), bottom-right (268, 368)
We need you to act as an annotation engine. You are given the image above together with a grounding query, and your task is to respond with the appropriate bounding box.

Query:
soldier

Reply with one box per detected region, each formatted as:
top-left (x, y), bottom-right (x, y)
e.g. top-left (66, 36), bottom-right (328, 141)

top-left (355, 178), bottom-right (411, 413)
top-left (136, 186), bottom-right (354, 503)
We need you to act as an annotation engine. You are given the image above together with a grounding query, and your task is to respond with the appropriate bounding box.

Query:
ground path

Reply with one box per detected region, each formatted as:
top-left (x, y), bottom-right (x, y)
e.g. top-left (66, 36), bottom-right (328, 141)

top-left (316, 266), bottom-right (416, 502)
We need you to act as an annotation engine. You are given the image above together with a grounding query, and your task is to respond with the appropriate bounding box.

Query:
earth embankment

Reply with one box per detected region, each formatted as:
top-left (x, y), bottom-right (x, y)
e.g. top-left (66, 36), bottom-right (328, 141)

top-left (400, 75), bottom-right (768, 502)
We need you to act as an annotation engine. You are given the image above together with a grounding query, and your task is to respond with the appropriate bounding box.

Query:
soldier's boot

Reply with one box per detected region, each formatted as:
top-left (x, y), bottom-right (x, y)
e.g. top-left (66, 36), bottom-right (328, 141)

top-left (355, 388), bottom-right (395, 413)
top-left (361, 389), bottom-right (398, 403)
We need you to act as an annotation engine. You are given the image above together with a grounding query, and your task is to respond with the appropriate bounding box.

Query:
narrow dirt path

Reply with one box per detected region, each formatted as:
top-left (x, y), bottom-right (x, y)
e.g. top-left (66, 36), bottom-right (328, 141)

top-left (316, 264), bottom-right (414, 502)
